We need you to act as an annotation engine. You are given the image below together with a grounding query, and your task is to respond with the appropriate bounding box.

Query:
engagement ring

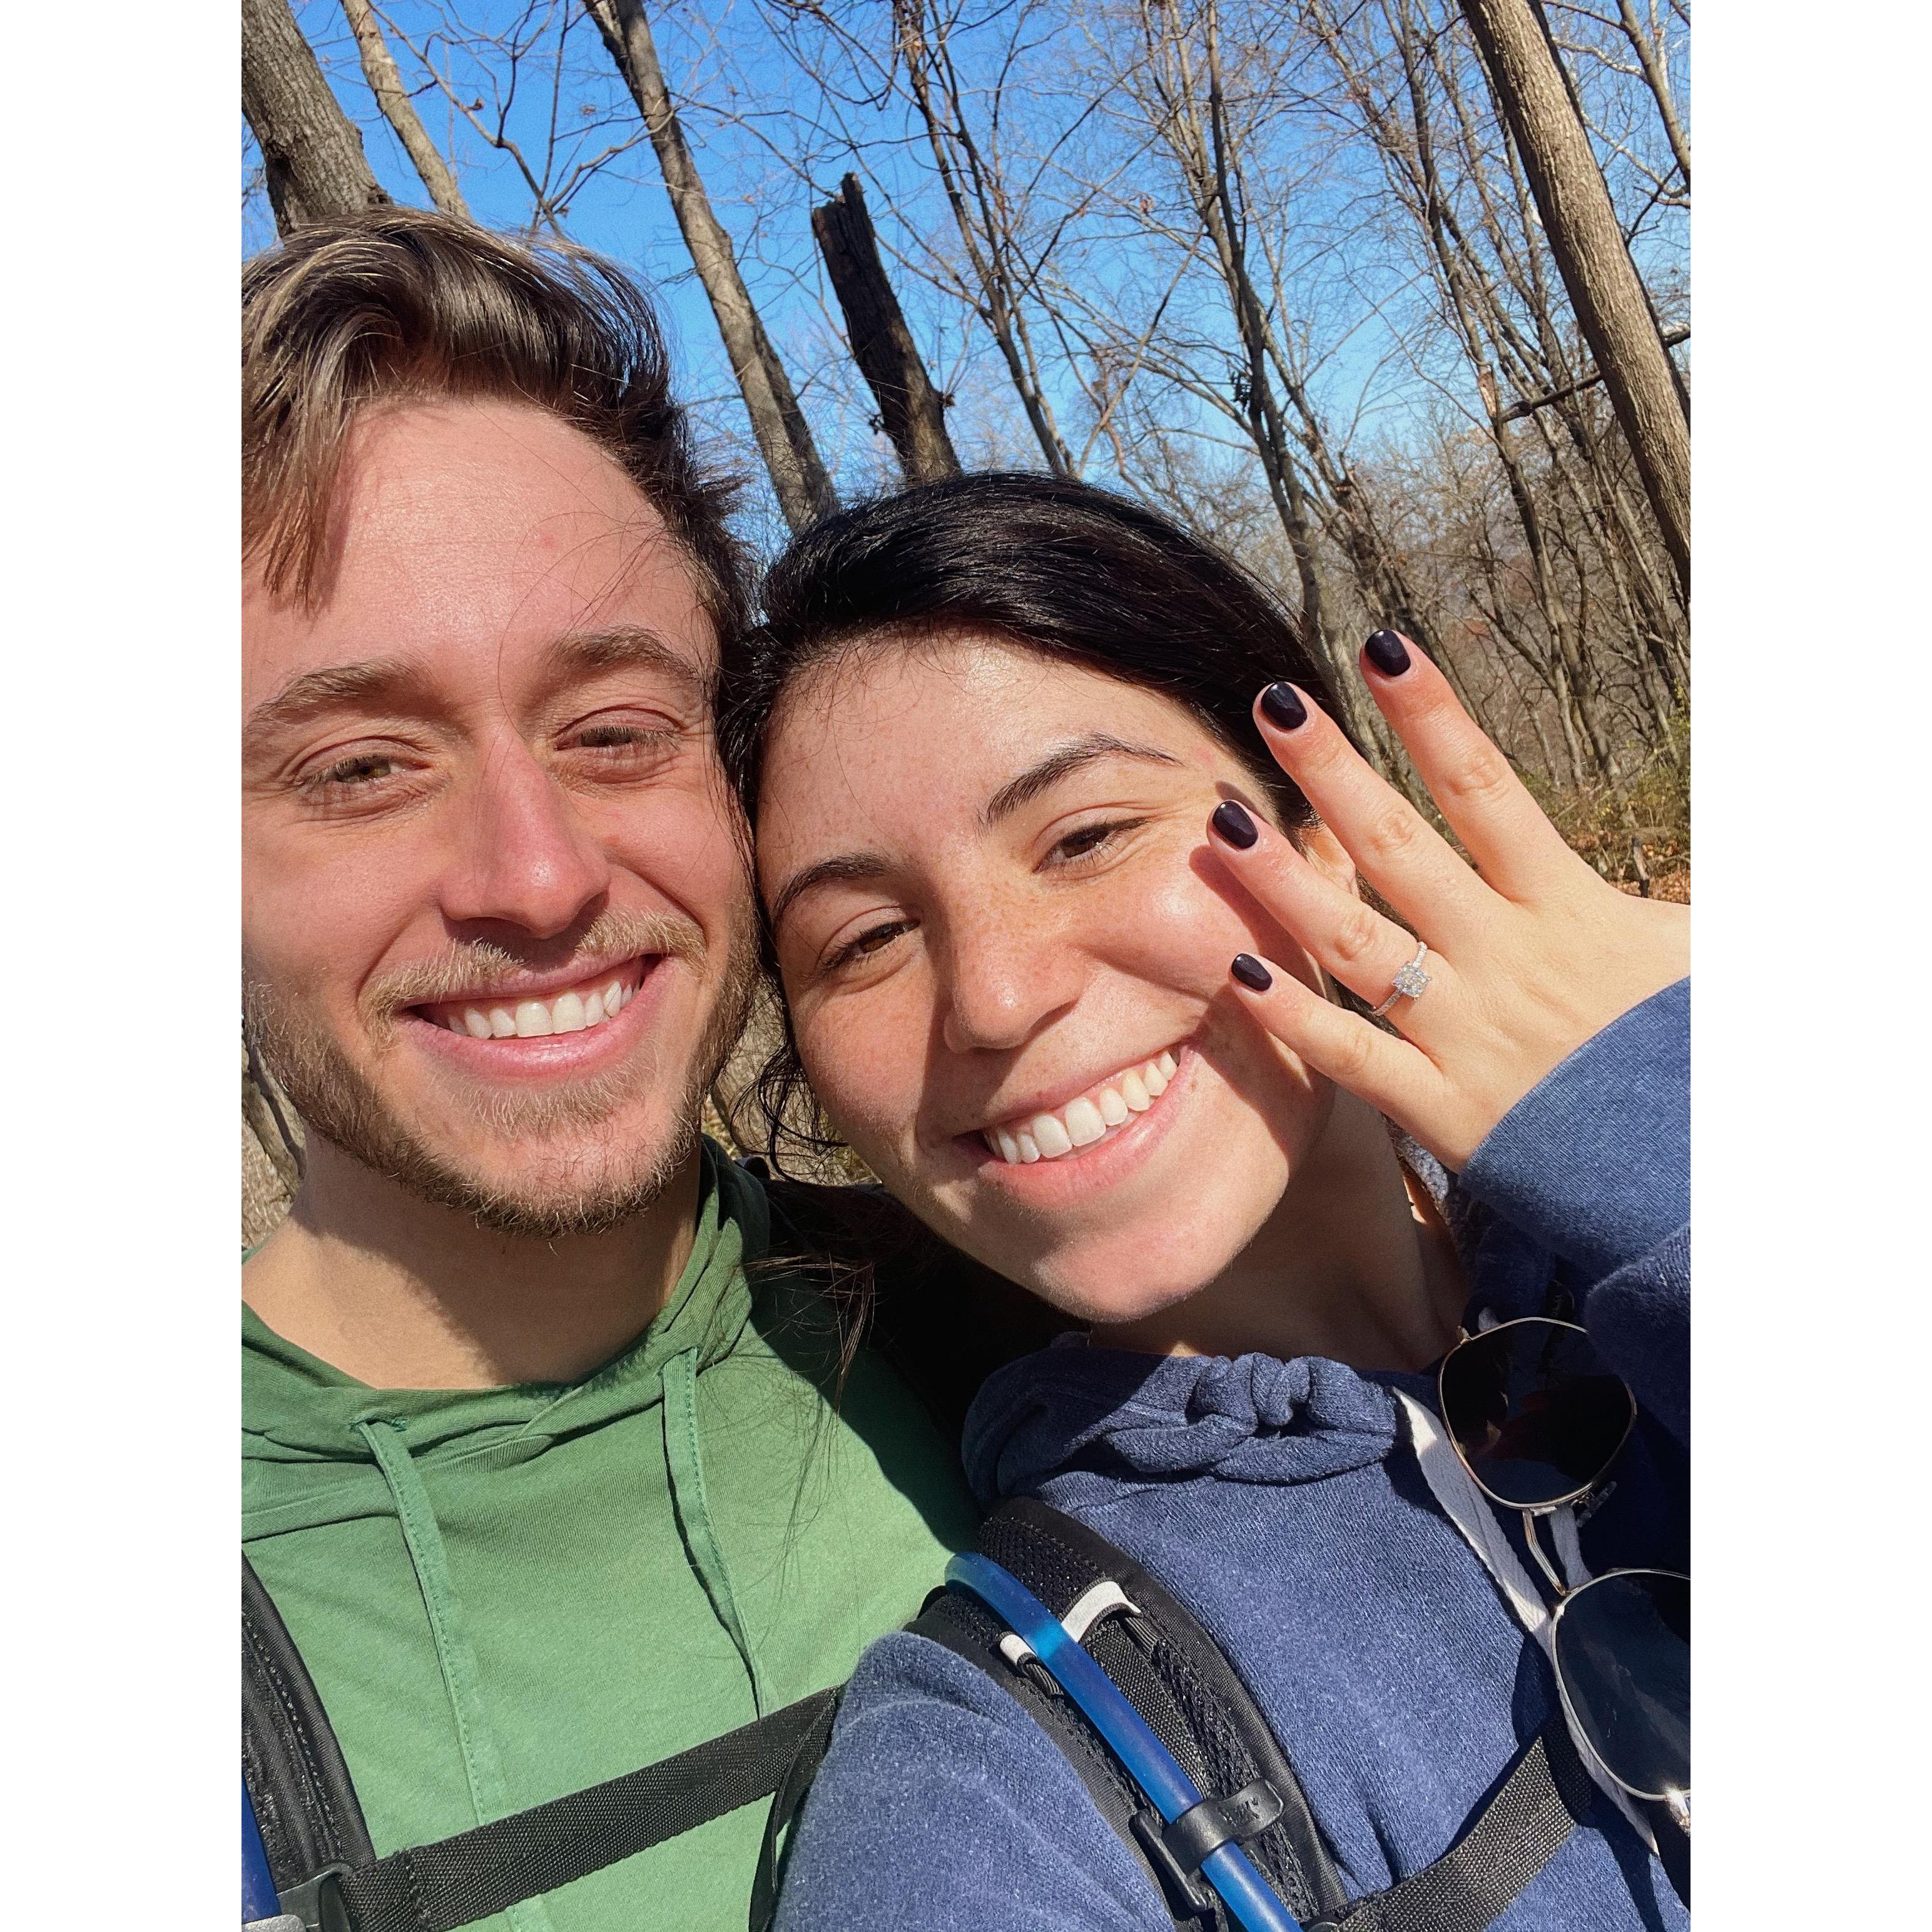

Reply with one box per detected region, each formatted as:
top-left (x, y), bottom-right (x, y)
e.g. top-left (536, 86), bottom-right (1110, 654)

top-left (1370, 939), bottom-right (1431, 1017)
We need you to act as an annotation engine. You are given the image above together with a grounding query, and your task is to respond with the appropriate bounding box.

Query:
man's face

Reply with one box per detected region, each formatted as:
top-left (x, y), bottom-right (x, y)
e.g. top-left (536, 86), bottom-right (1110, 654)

top-left (242, 399), bottom-right (754, 1234)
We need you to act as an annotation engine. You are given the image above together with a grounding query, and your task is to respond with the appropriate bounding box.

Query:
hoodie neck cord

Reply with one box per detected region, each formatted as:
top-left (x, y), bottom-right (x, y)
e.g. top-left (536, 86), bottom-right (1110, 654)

top-left (662, 1346), bottom-right (769, 1717)
top-left (357, 1416), bottom-right (559, 1932)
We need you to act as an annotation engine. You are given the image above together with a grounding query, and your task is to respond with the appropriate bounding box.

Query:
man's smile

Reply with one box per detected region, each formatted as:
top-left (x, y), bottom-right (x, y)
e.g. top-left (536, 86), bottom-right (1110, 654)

top-left (410, 953), bottom-right (652, 1040)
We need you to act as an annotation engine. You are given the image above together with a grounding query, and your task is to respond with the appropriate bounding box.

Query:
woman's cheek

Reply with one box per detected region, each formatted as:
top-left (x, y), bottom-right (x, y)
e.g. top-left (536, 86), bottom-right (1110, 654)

top-left (795, 992), bottom-right (921, 1169)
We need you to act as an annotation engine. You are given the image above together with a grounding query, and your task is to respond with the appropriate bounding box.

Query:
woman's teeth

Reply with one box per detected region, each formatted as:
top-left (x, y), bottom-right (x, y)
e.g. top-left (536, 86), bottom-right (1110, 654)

top-left (983, 1052), bottom-right (1179, 1164)
top-left (434, 974), bottom-right (635, 1039)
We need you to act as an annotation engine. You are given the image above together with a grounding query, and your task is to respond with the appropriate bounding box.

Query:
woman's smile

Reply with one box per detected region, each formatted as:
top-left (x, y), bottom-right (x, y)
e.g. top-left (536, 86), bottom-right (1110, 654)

top-left (969, 1044), bottom-right (1180, 1165)
top-left (757, 636), bottom-right (1344, 1327)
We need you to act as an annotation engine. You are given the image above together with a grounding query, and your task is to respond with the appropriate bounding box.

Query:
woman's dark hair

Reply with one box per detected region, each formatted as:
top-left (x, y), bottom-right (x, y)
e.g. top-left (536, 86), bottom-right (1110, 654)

top-left (723, 470), bottom-right (1345, 830)
top-left (720, 470), bottom-right (1348, 1175)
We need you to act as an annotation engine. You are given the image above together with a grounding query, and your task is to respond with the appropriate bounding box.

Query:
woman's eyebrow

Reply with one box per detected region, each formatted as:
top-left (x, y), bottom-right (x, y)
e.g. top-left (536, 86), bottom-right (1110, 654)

top-left (982, 734), bottom-right (1181, 825)
top-left (767, 851), bottom-right (893, 936)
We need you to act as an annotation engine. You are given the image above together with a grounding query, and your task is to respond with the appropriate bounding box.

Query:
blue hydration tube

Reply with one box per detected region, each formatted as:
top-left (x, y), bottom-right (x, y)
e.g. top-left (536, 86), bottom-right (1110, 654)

top-left (243, 1779), bottom-right (281, 1923)
top-left (946, 1553), bottom-right (1305, 1932)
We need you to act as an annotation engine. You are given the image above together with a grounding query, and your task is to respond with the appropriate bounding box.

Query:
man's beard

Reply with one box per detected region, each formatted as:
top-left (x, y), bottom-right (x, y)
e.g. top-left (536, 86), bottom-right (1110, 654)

top-left (245, 905), bottom-right (757, 1238)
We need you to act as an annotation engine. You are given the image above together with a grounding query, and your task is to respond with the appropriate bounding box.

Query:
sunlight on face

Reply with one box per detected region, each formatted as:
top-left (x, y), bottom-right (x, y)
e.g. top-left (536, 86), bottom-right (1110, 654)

top-left (242, 400), bottom-right (754, 1233)
top-left (756, 635), bottom-right (1342, 1324)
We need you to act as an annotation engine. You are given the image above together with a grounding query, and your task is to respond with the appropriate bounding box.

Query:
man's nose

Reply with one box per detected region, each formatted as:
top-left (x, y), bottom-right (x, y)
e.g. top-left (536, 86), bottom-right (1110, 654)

top-left (439, 743), bottom-right (612, 939)
top-left (937, 903), bottom-right (1081, 1055)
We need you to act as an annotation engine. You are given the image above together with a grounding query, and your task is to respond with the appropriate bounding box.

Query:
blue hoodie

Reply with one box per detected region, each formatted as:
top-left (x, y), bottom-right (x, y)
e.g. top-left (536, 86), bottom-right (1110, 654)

top-left (775, 980), bottom-right (1690, 1931)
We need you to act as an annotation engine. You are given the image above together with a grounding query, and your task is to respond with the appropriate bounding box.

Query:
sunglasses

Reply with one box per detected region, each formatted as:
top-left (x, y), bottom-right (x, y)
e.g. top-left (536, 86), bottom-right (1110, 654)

top-left (1438, 1318), bottom-right (1690, 1834)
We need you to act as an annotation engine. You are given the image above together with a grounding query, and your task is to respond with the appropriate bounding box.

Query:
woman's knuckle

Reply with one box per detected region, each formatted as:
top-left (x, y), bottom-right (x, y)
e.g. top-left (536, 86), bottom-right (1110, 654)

top-left (1438, 746), bottom-right (1512, 810)
top-left (1331, 905), bottom-right (1383, 965)
top-left (1359, 803), bottom-right (1418, 865)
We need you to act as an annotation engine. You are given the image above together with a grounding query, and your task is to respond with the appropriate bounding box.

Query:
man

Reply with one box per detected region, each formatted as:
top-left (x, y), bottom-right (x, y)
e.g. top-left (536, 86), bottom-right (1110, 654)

top-left (241, 210), bottom-right (979, 1931)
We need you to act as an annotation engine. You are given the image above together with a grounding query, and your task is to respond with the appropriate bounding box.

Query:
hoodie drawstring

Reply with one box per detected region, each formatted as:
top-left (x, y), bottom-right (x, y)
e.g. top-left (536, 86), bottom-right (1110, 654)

top-left (358, 1417), bottom-right (559, 1932)
top-left (663, 1346), bottom-right (768, 1716)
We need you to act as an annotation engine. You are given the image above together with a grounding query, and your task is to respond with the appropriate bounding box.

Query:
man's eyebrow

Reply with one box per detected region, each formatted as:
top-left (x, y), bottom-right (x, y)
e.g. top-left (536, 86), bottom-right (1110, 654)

top-left (243, 658), bottom-right (432, 751)
top-left (541, 626), bottom-right (712, 706)
top-left (243, 628), bottom-right (712, 756)
top-left (982, 733), bottom-right (1182, 825)
top-left (766, 852), bottom-right (893, 937)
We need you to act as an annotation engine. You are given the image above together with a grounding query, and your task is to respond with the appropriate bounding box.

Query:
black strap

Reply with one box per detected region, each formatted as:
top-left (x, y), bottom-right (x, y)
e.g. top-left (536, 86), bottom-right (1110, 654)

top-left (244, 1556), bottom-right (376, 1888)
top-left (1316, 1721), bottom-right (1597, 1932)
top-left (246, 1554), bottom-right (840, 1932)
top-left (318, 1690), bottom-right (838, 1932)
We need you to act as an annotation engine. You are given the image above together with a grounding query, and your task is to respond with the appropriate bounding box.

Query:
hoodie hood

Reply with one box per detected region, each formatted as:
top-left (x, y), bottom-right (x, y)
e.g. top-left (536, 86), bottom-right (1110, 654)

top-left (243, 1144), bottom-right (765, 1523)
top-left (962, 1336), bottom-right (1424, 1509)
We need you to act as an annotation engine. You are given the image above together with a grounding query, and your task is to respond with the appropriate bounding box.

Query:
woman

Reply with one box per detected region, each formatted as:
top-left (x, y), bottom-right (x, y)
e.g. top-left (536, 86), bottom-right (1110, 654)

top-left (724, 473), bottom-right (1688, 1931)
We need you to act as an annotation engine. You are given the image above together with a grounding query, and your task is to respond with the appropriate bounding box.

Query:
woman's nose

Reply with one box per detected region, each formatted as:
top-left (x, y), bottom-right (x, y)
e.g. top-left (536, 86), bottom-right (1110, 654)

top-left (937, 905), bottom-right (1081, 1054)
top-left (438, 743), bottom-right (613, 940)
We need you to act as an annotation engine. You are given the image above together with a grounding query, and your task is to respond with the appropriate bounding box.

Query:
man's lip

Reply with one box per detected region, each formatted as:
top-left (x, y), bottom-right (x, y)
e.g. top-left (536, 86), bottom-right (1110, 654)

top-left (401, 951), bottom-right (656, 1017)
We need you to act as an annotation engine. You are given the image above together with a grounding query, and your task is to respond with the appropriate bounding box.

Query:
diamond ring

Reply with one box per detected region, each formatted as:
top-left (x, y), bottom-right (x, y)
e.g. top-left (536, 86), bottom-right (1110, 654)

top-left (1369, 938), bottom-right (1431, 1018)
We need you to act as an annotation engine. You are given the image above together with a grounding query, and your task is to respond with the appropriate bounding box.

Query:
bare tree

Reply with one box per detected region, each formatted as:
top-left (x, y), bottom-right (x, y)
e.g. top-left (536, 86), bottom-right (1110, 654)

top-left (1456, 0), bottom-right (1689, 594)
top-left (892, 0), bottom-right (1079, 475)
top-left (243, 0), bottom-right (392, 233)
top-left (584, 0), bottom-right (838, 530)
top-left (813, 175), bottom-right (962, 485)
top-left (340, 0), bottom-right (470, 216)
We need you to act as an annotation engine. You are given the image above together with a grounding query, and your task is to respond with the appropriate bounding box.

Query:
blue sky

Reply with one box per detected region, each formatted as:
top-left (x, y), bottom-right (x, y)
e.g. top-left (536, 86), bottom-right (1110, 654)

top-left (248, 0), bottom-right (1688, 557)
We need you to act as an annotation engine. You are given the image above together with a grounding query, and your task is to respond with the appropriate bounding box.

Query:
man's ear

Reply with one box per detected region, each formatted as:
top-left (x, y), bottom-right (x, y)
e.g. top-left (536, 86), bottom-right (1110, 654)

top-left (1298, 820), bottom-right (1358, 897)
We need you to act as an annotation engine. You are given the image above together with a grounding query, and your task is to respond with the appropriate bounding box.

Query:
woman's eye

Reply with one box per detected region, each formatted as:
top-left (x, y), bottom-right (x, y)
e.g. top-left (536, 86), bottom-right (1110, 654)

top-left (825, 920), bottom-right (912, 973)
top-left (1047, 818), bottom-right (1143, 867)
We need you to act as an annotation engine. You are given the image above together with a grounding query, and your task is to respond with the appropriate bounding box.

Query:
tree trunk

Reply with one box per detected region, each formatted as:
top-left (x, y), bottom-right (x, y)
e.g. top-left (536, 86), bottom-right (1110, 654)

top-left (812, 175), bottom-right (961, 486)
top-left (243, 0), bottom-right (392, 235)
top-left (584, 0), bottom-right (838, 532)
top-left (340, 0), bottom-right (470, 218)
top-left (1456, 0), bottom-right (1689, 597)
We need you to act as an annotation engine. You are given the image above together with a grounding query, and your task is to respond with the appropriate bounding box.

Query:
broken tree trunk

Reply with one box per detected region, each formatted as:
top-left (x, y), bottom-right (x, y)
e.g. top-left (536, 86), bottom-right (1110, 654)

top-left (813, 175), bottom-right (961, 486)
top-left (243, 0), bottom-right (392, 235)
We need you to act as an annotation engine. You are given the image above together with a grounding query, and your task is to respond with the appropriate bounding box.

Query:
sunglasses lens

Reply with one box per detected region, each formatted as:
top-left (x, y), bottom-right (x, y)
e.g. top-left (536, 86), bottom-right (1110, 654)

top-left (1553, 1570), bottom-right (1689, 1801)
top-left (1440, 1321), bottom-right (1635, 1507)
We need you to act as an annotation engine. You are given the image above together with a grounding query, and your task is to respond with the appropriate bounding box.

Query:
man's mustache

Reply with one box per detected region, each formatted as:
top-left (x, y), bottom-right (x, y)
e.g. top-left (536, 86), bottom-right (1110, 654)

top-left (362, 908), bottom-right (708, 1024)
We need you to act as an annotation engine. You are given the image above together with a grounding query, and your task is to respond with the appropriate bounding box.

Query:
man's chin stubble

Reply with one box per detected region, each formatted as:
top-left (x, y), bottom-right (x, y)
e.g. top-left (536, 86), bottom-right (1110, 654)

top-left (246, 950), bottom-right (755, 1239)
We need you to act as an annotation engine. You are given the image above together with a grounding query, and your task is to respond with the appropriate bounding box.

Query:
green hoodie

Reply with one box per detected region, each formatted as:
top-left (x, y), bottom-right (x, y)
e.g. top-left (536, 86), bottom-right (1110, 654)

top-left (243, 1146), bottom-right (978, 1932)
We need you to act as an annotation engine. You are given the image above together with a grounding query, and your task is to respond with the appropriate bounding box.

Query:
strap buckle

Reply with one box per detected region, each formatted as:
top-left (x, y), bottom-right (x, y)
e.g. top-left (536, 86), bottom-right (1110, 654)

top-left (275, 1863), bottom-right (353, 1932)
top-left (1131, 1778), bottom-right (1285, 1922)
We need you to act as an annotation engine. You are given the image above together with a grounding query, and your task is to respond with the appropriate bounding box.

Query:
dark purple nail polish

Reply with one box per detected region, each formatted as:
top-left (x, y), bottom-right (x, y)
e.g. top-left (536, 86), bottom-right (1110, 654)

top-left (1260, 682), bottom-right (1307, 730)
top-left (1365, 631), bottom-right (1411, 677)
top-left (1211, 800), bottom-right (1259, 849)
top-left (1231, 953), bottom-right (1273, 992)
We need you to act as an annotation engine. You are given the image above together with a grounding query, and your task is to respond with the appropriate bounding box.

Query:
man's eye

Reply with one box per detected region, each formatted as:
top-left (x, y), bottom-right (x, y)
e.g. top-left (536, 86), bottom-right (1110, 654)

top-left (304, 753), bottom-right (399, 794)
top-left (567, 720), bottom-right (682, 758)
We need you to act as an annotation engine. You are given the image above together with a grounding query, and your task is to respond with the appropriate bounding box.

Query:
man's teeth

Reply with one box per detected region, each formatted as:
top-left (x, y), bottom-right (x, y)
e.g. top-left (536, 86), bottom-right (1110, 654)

top-left (441, 975), bottom-right (633, 1038)
top-left (984, 1052), bottom-right (1179, 1164)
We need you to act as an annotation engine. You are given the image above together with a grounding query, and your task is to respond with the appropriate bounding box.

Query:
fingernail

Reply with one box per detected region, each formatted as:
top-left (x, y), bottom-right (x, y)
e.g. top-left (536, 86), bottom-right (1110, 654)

top-left (1365, 631), bottom-right (1411, 677)
top-left (1231, 953), bottom-right (1273, 992)
top-left (1260, 682), bottom-right (1308, 730)
top-left (1210, 800), bottom-right (1259, 849)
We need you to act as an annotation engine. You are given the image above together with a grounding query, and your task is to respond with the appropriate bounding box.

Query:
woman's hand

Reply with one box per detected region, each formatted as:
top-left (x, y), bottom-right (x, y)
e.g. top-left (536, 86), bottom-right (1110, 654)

top-left (1206, 631), bottom-right (1688, 1172)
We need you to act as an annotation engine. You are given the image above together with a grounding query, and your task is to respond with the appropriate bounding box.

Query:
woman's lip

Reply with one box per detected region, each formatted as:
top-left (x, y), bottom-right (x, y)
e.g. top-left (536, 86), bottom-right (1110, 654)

top-left (951, 1042), bottom-right (1190, 1146)
top-left (953, 1046), bottom-right (1198, 1196)
top-left (402, 955), bottom-right (671, 1080)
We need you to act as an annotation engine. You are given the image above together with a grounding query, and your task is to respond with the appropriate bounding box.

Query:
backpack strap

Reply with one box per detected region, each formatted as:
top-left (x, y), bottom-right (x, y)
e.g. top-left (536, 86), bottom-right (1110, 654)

top-left (242, 1557), bottom-right (838, 1932)
top-left (911, 1498), bottom-right (1348, 1929)
top-left (925, 1499), bottom-right (1595, 1932)
top-left (1310, 1721), bottom-right (1595, 1932)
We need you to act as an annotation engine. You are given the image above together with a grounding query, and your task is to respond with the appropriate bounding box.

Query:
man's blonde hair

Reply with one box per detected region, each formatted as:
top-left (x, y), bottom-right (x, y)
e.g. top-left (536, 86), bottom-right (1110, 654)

top-left (242, 208), bottom-right (746, 638)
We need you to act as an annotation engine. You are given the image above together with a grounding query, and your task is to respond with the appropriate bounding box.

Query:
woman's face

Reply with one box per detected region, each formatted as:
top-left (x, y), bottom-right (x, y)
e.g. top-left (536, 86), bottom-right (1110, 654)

top-left (756, 636), bottom-right (1346, 1326)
